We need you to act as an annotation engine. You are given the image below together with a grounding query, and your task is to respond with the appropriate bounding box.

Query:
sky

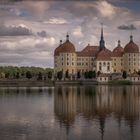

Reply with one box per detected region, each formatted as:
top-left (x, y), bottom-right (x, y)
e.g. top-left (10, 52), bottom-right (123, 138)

top-left (0, 0), bottom-right (140, 68)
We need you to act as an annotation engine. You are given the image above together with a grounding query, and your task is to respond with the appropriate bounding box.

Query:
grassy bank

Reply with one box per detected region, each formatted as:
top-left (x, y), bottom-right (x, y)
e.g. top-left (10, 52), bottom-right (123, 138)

top-left (108, 80), bottom-right (132, 85)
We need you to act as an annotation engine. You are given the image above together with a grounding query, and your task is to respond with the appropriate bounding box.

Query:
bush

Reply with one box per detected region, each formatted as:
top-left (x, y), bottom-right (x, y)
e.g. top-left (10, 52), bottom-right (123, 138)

top-left (122, 71), bottom-right (127, 79)
top-left (57, 71), bottom-right (63, 80)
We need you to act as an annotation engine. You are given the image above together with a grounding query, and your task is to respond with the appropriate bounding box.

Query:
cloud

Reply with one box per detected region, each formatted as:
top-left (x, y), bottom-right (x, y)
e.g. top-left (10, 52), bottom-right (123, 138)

top-left (94, 1), bottom-right (116, 19)
top-left (37, 30), bottom-right (47, 37)
top-left (72, 26), bottom-right (84, 38)
top-left (0, 36), bottom-right (56, 67)
top-left (118, 24), bottom-right (137, 30)
top-left (44, 18), bottom-right (68, 25)
top-left (0, 24), bottom-right (32, 36)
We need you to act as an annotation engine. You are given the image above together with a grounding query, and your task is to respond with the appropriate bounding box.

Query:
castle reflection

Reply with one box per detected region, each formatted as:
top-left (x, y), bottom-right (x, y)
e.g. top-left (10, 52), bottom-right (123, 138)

top-left (54, 85), bottom-right (140, 139)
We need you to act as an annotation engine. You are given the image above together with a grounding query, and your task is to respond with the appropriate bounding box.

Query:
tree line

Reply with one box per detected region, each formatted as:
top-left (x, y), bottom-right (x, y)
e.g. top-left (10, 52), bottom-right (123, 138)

top-left (0, 66), bottom-right (53, 80)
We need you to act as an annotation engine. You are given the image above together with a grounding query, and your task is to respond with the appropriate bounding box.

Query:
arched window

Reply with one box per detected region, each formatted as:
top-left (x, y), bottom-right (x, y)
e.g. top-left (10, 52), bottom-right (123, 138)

top-left (103, 62), bottom-right (106, 66)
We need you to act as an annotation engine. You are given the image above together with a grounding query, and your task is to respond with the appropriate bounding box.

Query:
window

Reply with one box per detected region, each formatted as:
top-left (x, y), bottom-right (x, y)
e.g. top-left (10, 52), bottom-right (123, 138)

top-left (107, 66), bottom-right (110, 71)
top-left (67, 62), bottom-right (69, 65)
top-left (72, 62), bottom-right (74, 65)
top-left (103, 62), bottom-right (106, 66)
top-left (62, 63), bottom-right (63, 65)
top-left (72, 69), bottom-right (74, 74)
top-left (114, 63), bottom-right (116, 66)
top-left (99, 66), bottom-right (102, 71)
top-left (100, 77), bottom-right (102, 81)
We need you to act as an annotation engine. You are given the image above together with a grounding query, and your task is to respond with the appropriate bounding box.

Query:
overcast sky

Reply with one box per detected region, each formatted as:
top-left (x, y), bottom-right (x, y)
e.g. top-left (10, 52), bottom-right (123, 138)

top-left (0, 0), bottom-right (140, 68)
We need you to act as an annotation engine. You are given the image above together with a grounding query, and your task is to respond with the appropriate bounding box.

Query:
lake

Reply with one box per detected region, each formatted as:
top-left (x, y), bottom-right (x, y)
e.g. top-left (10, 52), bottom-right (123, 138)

top-left (0, 85), bottom-right (140, 140)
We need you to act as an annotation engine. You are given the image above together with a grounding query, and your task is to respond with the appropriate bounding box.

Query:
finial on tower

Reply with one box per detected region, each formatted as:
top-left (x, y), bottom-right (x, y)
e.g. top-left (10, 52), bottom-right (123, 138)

top-left (118, 40), bottom-right (120, 46)
top-left (130, 35), bottom-right (133, 42)
top-left (66, 32), bottom-right (69, 41)
top-left (101, 23), bottom-right (103, 38)
top-left (60, 40), bottom-right (62, 45)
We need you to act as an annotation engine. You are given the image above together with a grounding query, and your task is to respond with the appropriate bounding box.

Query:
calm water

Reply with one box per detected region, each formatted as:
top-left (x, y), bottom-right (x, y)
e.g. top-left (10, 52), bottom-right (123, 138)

top-left (0, 86), bottom-right (140, 140)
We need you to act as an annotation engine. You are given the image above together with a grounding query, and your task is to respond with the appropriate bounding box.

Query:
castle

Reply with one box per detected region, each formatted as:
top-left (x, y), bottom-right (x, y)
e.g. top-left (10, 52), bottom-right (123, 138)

top-left (54, 27), bottom-right (139, 79)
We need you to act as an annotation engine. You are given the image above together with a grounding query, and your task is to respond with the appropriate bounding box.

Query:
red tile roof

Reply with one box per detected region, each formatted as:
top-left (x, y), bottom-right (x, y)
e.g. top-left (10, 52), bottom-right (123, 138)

top-left (76, 45), bottom-right (99, 57)
top-left (95, 48), bottom-right (112, 61)
top-left (112, 44), bottom-right (124, 57)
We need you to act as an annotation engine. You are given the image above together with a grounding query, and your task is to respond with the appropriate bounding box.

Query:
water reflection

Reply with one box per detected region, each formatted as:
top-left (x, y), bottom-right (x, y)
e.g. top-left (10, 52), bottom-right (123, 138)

top-left (54, 85), bottom-right (140, 140)
top-left (0, 86), bottom-right (140, 140)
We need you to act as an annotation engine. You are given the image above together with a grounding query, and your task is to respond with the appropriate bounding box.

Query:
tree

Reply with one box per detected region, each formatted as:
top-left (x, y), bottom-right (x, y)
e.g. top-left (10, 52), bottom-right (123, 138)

top-left (57, 71), bottom-right (63, 80)
top-left (5, 72), bottom-right (10, 78)
top-left (92, 71), bottom-right (96, 78)
top-left (48, 71), bottom-right (52, 79)
top-left (77, 71), bottom-right (81, 79)
top-left (122, 71), bottom-right (127, 79)
top-left (84, 71), bottom-right (88, 79)
top-left (15, 72), bottom-right (20, 79)
top-left (97, 71), bottom-right (101, 76)
top-left (26, 71), bottom-right (32, 79)
top-left (65, 70), bottom-right (69, 79)
top-left (37, 72), bottom-right (43, 80)
top-left (138, 70), bottom-right (140, 76)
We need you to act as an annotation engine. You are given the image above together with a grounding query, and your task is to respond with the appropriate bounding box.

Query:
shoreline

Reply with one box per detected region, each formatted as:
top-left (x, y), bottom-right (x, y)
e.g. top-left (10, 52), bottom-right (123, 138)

top-left (0, 79), bottom-right (54, 87)
top-left (0, 79), bottom-right (139, 87)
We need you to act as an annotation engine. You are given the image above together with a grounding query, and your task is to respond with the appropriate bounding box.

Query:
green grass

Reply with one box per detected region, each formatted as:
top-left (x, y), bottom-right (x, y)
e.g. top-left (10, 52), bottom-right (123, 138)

top-left (108, 80), bottom-right (132, 85)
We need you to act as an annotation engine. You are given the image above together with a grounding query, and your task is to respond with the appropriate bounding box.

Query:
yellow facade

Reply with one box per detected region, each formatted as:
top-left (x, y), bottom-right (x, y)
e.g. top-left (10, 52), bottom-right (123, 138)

top-left (112, 57), bottom-right (123, 73)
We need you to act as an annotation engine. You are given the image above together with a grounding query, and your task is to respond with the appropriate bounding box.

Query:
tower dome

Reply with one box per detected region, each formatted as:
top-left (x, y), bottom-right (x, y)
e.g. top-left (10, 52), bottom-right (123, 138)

top-left (124, 35), bottom-right (139, 53)
top-left (60, 33), bottom-right (75, 53)
top-left (54, 40), bottom-right (62, 56)
top-left (113, 40), bottom-right (124, 57)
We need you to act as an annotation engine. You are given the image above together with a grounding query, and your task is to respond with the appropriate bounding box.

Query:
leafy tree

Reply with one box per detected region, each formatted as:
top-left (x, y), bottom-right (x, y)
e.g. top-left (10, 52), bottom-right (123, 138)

top-left (48, 71), bottom-right (52, 79)
top-left (15, 72), bottom-right (20, 79)
top-left (37, 72), bottom-right (43, 80)
top-left (138, 70), bottom-right (140, 76)
top-left (122, 71), bottom-right (127, 79)
top-left (5, 72), bottom-right (10, 78)
top-left (84, 71), bottom-right (88, 79)
top-left (77, 71), bottom-right (81, 79)
top-left (26, 71), bottom-right (32, 79)
top-left (92, 71), bottom-right (96, 78)
top-left (57, 71), bottom-right (63, 80)
top-left (65, 70), bottom-right (69, 79)
top-left (97, 71), bottom-right (101, 76)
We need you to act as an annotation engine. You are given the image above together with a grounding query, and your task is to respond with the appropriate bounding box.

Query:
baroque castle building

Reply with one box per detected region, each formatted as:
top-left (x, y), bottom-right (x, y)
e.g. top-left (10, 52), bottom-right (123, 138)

top-left (54, 27), bottom-right (139, 78)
